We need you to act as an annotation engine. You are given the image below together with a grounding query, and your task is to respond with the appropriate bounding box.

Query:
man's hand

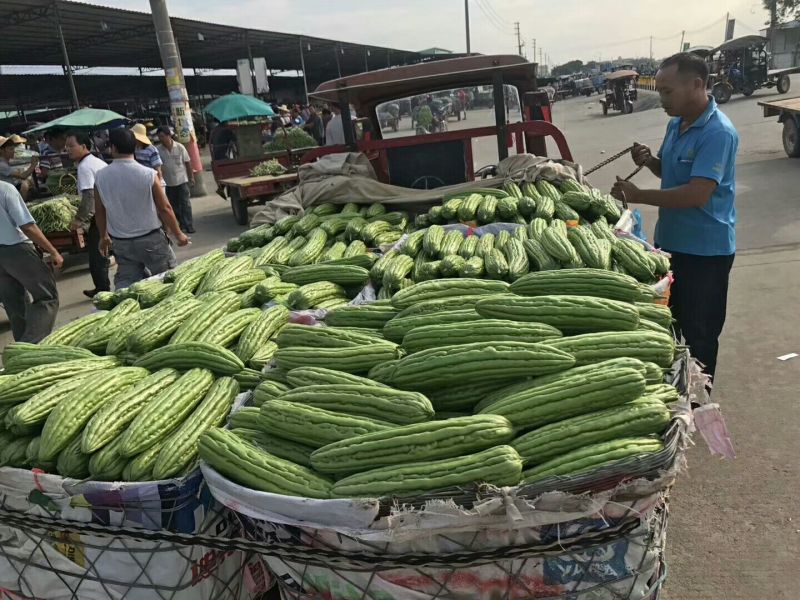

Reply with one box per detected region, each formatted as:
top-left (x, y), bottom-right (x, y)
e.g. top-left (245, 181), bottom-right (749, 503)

top-left (99, 235), bottom-right (113, 257)
top-left (69, 219), bottom-right (83, 232)
top-left (47, 252), bottom-right (64, 269)
top-left (175, 232), bottom-right (190, 247)
top-left (631, 143), bottom-right (652, 167)
top-left (30, 156), bottom-right (39, 166)
top-left (611, 176), bottom-right (640, 203)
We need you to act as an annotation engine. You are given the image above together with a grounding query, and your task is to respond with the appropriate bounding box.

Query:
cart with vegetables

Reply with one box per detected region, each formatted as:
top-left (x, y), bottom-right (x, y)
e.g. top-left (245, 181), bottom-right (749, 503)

top-left (0, 55), bottom-right (729, 600)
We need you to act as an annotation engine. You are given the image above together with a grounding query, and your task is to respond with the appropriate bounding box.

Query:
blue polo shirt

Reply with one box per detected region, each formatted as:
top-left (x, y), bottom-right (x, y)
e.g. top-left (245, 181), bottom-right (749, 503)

top-left (655, 96), bottom-right (738, 256)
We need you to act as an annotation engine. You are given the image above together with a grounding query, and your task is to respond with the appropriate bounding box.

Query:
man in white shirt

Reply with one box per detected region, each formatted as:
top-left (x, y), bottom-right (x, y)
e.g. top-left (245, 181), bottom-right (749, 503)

top-left (0, 181), bottom-right (62, 342)
top-left (65, 131), bottom-right (111, 298)
top-left (325, 103), bottom-right (347, 146)
top-left (156, 126), bottom-right (195, 233)
top-left (94, 128), bottom-right (188, 290)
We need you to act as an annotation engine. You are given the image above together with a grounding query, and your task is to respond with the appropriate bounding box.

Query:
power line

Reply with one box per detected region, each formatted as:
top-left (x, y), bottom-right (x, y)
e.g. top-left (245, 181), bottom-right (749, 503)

top-left (473, 0), bottom-right (513, 33)
top-left (481, 0), bottom-right (513, 26)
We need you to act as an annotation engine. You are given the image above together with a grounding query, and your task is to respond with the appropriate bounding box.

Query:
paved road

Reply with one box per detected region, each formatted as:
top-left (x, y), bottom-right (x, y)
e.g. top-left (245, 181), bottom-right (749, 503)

top-left (2, 85), bottom-right (798, 599)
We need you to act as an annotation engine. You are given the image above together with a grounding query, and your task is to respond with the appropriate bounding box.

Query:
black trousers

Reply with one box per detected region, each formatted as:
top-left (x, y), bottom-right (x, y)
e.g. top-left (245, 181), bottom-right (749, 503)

top-left (87, 219), bottom-right (111, 292)
top-left (668, 251), bottom-right (735, 381)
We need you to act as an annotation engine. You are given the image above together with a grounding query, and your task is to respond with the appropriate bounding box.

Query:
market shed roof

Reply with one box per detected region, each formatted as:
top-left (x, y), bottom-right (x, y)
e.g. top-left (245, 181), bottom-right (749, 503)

top-left (0, 0), bottom-right (423, 78)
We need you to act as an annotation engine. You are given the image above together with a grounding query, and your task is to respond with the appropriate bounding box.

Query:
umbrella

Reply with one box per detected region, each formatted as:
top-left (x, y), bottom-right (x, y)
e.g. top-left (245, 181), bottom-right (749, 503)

top-left (24, 108), bottom-right (128, 134)
top-left (205, 93), bottom-right (276, 123)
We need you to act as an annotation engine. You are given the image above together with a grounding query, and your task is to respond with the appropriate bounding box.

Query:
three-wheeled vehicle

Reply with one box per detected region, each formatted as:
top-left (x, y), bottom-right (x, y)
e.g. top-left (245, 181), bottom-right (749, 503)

top-left (758, 96), bottom-right (800, 157)
top-left (600, 70), bottom-right (639, 115)
top-left (212, 55), bottom-right (573, 223)
top-left (709, 35), bottom-right (798, 104)
top-left (307, 55), bottom-right (571, 189)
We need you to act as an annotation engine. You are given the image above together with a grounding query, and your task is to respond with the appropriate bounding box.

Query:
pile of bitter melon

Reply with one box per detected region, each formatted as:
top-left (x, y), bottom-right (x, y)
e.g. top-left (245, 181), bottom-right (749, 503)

top-left (0, 175), bottom-right (683, 497)
top-left (197, 270), bottom-right (680, 499)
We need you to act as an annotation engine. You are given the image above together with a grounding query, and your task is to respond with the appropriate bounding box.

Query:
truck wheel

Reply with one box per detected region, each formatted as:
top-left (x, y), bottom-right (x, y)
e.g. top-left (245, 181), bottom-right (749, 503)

top-left (230, 190), bottom-right (249, 225)
top-left (623, 101), bottom-right (634, 114)
top-left (777, 74), bottom-right (791, 94)
top-left (713, 83), bottom-right (732, 104)
top-left (782, 117), bottom-right (800, 157)
top-left (602, 102), bottom-right (608, 116)
top-left (742, 82), bottom-right (755, 97)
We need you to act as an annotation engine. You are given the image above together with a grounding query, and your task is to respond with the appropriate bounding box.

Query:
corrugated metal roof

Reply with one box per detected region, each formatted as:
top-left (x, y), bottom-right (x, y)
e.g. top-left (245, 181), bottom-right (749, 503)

top-left (0, 0), bottom-right (422, 78)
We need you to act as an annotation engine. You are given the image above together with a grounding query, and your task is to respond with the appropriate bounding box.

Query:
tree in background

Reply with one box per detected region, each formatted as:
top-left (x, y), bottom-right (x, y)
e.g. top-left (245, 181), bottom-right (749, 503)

top-left (763, 0), bottom-right (800, 23)
top-left (552, 60), bottom-right (584, 77)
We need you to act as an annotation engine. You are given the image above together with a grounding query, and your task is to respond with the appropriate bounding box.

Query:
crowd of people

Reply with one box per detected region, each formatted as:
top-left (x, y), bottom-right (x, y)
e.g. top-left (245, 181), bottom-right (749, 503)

top-left (0, 125), bottom-right (192, 343)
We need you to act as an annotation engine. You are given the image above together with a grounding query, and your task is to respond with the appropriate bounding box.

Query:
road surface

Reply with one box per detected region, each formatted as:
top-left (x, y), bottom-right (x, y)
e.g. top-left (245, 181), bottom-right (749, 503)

top-left (2, 85), bottom-right (798, 600)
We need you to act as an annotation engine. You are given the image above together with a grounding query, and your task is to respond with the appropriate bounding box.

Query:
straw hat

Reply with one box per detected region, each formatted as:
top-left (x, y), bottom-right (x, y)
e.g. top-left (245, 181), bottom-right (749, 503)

top-left (130, 123), bottom-right (152, 146)
top-left (277, 105), bottom-right (290, 113)
top-left (0, 134), bottom-right (26, 147)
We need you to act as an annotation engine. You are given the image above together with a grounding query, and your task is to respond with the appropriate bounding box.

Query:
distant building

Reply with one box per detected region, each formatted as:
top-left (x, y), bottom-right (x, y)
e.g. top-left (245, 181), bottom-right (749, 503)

top-left (419, 47), bottom-right (453, 56)
top-left (763, 22), bottom-right (800, 68)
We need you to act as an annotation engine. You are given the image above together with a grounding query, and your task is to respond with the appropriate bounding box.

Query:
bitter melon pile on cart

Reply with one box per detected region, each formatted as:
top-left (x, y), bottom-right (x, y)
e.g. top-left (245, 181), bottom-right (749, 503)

top-left (0, 168), bottom-right (706, 599)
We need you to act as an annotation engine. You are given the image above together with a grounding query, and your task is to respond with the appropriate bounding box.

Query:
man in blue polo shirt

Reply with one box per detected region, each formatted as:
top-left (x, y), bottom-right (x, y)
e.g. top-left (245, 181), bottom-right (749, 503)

top-left (612, 52), bottom-right (738, 386)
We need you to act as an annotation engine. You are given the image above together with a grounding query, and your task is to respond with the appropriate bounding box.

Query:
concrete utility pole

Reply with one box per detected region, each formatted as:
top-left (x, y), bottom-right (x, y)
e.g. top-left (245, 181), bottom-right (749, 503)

top-left (514, 21), bottom-right (523, 56)
top-left (464, 0), bottom-right (471, 54)
top-left (679, 30), bottom-right (685, 52)
top-left (149, 0), bottom-right (206, 196)
top-left (532, 39), bottom-right (536, 64)
top-left (299, 38), bottom-right (309, 104)
top-left (649, 36), bottom-right (653, 61)
top-left (53, 2), bottom-right (79, 110)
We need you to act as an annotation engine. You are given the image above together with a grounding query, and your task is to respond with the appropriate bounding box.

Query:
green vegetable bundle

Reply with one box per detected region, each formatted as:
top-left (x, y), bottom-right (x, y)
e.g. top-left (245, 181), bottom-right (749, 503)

top-left (28, 197), bottom-right (78, 233)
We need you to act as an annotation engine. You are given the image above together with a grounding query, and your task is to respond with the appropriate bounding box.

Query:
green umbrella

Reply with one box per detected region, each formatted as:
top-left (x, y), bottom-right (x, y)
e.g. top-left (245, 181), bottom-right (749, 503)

top-left (24, 108), bottom-right (129, 134)
top-left (205, 93), bottom-right (276, 123)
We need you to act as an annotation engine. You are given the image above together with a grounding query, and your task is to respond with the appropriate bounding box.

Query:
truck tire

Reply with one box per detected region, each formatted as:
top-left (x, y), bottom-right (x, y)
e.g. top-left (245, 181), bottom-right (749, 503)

top-left (230, 189), bottom-right (249, 225)
top-left (742, 82), bottom-right (755, 97)
top-left (782, 117), bottom-right (800, 158)
top-left (777, 74), bottom-right (791, 94)
top-left (623, 101), bottom-right (634, 114)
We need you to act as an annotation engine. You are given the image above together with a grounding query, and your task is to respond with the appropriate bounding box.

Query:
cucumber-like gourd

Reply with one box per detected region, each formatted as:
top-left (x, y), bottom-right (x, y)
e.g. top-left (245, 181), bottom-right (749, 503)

top-left (521, 437), bottom-right (664, 483)
top-left (286, 366), bottom-right (390, 389)
top-left (274, 342), bottom-right (401, 374)
top-left (152, 377), bottom-right (238, 479)
top-left (82, 369), bottom-right (180, 453)
top-left (230, 428), bottom-right (315, 467)
top-left (482, 366), bottom-right (647, 430)
top-left (391, 278), bottom-right (509, 309)
top-left (311, 414), bottom-right (515, 474)
top-left (198, 428), bottom-right (332, 498)
top-left (401, 319), bottom-right (562, 354)
top-left (475, 294), bottom-right (640, 334)
top-left (390, 341), bottom-right (576, 391)
top-left (38, 367), bottom-right (149, 462)
top-left (134, 342), bottom-right (244, 375)
top-left (547, 330), bottom-right (676, 368)
top-left (259, 399), bottom-right (393, 448)
top-left (118, 368), bottom-right (215, 458)
top-left (331, 445), bottom-right (523, 498)
top-left (279, 383), bottom-right (434, 425)
top-left (512, 398), bottom-right (670, 465)
top-left (236, 305), bottom-right (291, 362)
top-left (510, 268), bottom-right (641, 302)
top-left (324, 301), bottom-right (399, 329)
top-left (0, 356), bottom-right (119, 406)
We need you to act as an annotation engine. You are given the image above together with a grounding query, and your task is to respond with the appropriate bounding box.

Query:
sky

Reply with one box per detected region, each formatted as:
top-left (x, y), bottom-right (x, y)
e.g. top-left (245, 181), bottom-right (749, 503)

top-left (13, 0), bottom-right (773, 70)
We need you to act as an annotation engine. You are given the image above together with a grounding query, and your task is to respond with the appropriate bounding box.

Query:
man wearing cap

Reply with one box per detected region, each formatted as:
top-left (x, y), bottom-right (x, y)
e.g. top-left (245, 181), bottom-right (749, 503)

top-left (156, 126), bottom-right (195, 234)
top-left (0, 135), bottom-right (38, 201)
top-left (0, 180), bottom-right (62, 342)
top-left (94, 128), bottom-right (189, 290)
top-left (131, 123), bottom-right (164, 185)
top-left (65, 130), bottom-right (111, 298)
